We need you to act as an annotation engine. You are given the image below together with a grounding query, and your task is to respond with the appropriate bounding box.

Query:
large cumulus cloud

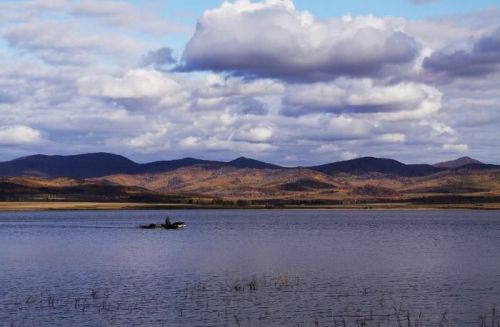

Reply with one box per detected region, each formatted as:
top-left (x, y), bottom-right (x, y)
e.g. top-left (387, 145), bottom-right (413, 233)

top-left (181, 0), bottom-right (420, 81)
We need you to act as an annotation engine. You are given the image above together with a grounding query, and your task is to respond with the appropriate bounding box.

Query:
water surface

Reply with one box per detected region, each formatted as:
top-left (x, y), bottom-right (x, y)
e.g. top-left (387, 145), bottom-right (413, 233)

top-left (1, 210), bottom-right (499, 326)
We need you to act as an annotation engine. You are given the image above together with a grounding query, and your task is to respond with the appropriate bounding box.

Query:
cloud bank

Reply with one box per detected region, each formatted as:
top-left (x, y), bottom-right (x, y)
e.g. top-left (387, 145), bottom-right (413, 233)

top-left (0, 0), bottom-right (499, 165)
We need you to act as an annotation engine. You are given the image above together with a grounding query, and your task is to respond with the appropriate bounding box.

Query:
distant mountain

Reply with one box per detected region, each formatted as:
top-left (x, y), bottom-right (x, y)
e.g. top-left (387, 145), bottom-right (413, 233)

top-left (0, 153), bottom-right (137, 179)
top-left (0, 152), bottom-right (496, 179)
top-left (0, 153), bottom-right (278, 178)
top-left (228, 157), bottom-right (282, 169)
top-left (310, 157), bottom-right (444, 177)
top-left (434, 156), bottom-right (483, 168)
top-left (1, 153), bottom-right (500, 205)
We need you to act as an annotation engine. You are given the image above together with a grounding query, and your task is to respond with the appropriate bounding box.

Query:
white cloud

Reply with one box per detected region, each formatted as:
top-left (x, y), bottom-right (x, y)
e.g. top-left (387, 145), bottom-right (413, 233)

top-left (78, 69), bottom-right (188, 107)
top-left (0, 125), bottom-right (42, 145)
top-left (126, 126), bottom-right (171, 153)
top-left (234, 125), bottom-right (274, 142)
top-left (4, 21), bottom-right (144, 65)
top-left (70, 0), bottom-right (187, 34)
top-left (329, 115), bottom-right (372, 138)
top-left (424, 27), bottom-right (500, 79)
top-left (178, 136), bottom-right (200, 150)
top-left (182, 0), bottom-right (420, 81)
top-left (179, 136), bottom-right (276, 153)
top-left (377, 85), bottom-right (442, 121)
top-left (424, 121), bottom-right (456, 136)
top-left (23, 0), bottom-right (188, 35)
top-left (341, 151), bottom-right (359, 160)
top-left (377, 133), bottom-right (406, 143)
top-left (311, 144), bottom-right (340, 153)
top-left (198, 74), bottom-right (285, 98)
top-left (443, 143), bottom-right (469, 153)
top-left (284, 80), bottom-right (437, 117)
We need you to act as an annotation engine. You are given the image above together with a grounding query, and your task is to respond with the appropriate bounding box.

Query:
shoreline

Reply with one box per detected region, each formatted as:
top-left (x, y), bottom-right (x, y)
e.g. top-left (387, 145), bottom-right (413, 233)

top-left (0, 201), bottom-right (499, 211)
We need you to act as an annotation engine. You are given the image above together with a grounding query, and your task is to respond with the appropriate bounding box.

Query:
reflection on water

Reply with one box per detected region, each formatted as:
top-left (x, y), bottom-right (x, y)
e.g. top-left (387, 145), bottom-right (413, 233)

top-left (1, 209), bottom-right (499, 326)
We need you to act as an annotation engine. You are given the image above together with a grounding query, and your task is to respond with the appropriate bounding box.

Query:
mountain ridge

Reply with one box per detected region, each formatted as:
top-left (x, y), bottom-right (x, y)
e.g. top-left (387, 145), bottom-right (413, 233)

top-left (0, 152), bottom-right (496, 179)
top-left (434, 156), bottom-right (483, 168)
top-left (310, 156), bottom-right (445, 177)
top-left (0, 153), bottom-right (499, 206)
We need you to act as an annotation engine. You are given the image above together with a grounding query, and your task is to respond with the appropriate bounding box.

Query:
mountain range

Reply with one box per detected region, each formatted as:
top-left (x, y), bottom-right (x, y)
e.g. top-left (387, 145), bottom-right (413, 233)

top-left (0, 153), bottom-right (494, 179)
top-left (0, 153), bottom-right (282, 179)
top-left (0, 153), bottom-right (499, 206)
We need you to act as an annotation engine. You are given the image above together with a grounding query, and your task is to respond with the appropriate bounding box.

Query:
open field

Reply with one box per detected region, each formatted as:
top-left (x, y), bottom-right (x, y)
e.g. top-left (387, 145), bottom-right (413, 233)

top-left (0, 202), bottom-right (202, 211)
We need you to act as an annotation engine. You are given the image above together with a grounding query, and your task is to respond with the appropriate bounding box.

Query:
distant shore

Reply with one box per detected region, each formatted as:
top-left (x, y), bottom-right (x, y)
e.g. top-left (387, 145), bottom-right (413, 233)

top-left (0, 201), bottom-right (499, 211)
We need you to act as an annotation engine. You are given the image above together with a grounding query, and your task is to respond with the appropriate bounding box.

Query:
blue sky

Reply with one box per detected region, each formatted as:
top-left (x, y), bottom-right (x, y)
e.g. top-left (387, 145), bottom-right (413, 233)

top-left (295, 0), bottom-right (500, 19)
top-left (0, 0), bottom-right (500, 165)
top-left (162, 0), bottom-right (500, 20)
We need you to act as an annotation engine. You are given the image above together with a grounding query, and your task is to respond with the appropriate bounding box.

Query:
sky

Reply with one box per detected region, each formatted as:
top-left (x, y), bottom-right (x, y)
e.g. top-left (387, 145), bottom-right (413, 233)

top-left (0, 0), bottom-right (500, 166)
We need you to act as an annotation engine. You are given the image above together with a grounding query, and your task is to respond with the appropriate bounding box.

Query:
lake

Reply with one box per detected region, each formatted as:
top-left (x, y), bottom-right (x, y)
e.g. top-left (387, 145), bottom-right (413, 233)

top-left (1, 209), bottom-right (499, 326)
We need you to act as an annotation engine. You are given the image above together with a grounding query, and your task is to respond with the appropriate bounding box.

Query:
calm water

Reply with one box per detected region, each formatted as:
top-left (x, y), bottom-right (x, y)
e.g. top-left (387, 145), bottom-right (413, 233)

top-left (1, 209), bottom-right (500, 326)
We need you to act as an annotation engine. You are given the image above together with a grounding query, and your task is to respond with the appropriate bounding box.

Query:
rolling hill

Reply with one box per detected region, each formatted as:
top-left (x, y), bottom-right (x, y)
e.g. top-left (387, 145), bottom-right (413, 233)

top-left (94, 166), bottom-right (339, 199)
top-left (0, 176), bottom-right (190, 203)
top-left (0, 152), bottom-right (499, 206)
top-left (95, 163), bottom-right (500, 202)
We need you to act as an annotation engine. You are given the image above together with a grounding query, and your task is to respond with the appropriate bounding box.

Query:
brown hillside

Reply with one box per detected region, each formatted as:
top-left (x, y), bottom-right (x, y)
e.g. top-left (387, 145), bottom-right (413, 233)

top-left (95, 166), bottom-right (500, 202)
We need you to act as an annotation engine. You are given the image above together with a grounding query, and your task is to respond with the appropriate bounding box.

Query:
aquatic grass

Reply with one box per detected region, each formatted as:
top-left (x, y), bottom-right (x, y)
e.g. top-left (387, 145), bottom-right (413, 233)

top-left (248, 275), bottom-right (258, 291)
top-left (479, 307), bottom-right (500, 327)
top-left (4, 279), bottom-right (500, 326)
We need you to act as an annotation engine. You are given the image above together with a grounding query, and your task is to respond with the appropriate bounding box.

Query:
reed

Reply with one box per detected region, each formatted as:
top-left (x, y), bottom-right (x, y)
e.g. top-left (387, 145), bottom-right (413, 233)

top-left (4, 279), bottom-right (500, 326)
